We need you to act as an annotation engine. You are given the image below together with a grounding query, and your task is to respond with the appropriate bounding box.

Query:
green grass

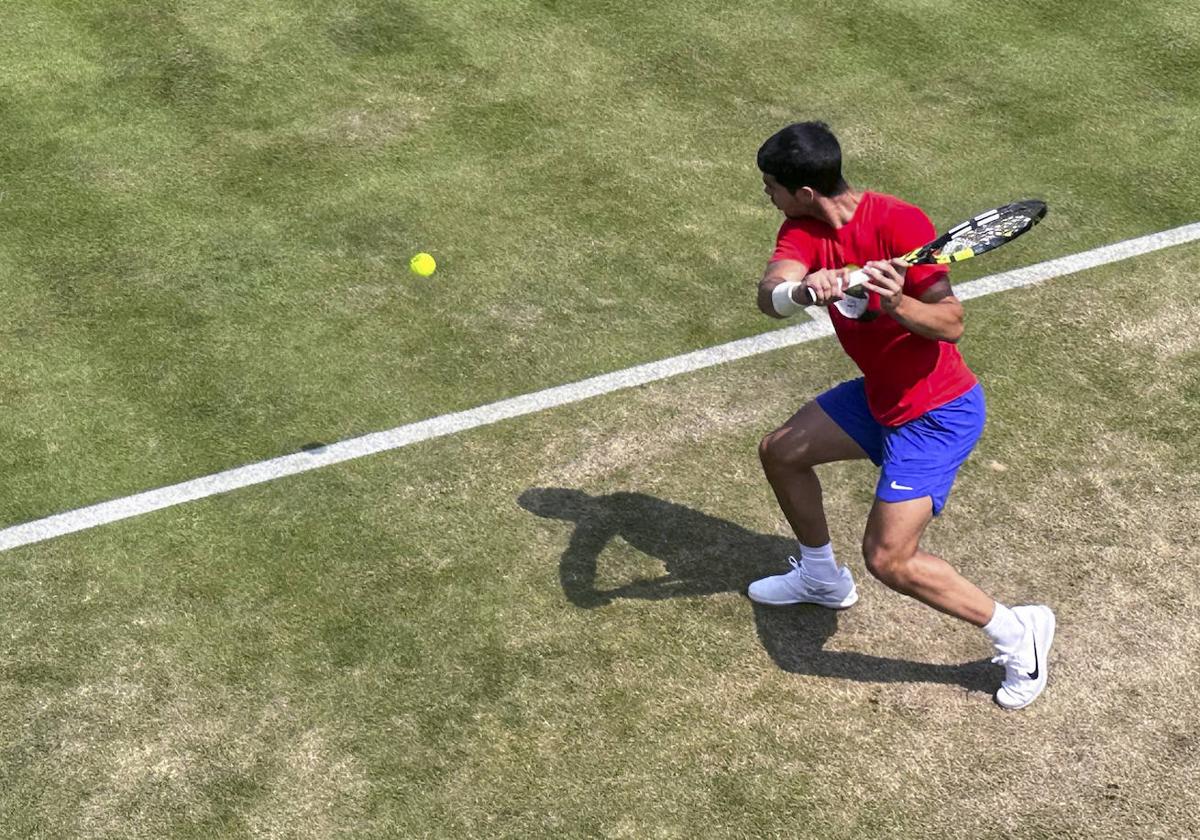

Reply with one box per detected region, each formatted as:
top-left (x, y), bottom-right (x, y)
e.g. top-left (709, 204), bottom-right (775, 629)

top-left (1, 0), bottom-right (1198, 837)
top-left (3, 0), bottom-right (1196, 520)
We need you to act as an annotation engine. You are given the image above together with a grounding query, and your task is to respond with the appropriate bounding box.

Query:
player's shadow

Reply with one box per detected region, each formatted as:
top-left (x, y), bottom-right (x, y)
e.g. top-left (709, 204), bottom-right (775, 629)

top-left (519, 487), bottom-right (996, 691)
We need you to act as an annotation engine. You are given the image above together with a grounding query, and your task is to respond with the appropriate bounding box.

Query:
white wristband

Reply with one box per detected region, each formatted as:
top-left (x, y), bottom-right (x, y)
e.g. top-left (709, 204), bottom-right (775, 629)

top-left (771, 281), bottom-right (805, 317)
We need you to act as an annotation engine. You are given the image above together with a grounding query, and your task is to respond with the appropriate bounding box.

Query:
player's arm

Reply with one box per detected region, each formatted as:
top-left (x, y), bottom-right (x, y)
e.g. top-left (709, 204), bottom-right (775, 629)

top-left (757, 260), bottom-right (847, 318)
top-left (757, 260), bottom-right (806, 319)
top-left (861, 258), bottom-right (964, 343)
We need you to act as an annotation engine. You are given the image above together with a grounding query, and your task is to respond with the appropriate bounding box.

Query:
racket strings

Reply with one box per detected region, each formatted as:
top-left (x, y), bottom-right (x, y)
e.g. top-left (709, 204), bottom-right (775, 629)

top-left (939, 213), bottom-right (1036, 257)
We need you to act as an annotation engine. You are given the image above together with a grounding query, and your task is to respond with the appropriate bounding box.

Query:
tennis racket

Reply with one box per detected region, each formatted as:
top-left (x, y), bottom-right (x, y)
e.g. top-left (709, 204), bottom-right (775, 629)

top-left (806, 198), bottom-right (1048, 305)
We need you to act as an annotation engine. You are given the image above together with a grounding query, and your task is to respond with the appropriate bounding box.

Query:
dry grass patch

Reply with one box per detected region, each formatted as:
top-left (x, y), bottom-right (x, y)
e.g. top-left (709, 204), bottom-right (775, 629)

top-left (244, 727), bottom-right (370, 840)
top-left (320, 94), bottom-right (432, 148)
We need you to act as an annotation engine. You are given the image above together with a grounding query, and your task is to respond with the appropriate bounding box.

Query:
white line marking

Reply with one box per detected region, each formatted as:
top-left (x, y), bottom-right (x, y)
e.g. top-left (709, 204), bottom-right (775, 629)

top-left (4, 222), bottom-right (1200, 552)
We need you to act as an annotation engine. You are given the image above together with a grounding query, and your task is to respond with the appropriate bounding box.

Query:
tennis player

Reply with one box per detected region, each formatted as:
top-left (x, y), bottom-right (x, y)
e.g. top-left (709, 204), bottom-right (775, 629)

top-left (750, 121), bottom-right (1054, 709)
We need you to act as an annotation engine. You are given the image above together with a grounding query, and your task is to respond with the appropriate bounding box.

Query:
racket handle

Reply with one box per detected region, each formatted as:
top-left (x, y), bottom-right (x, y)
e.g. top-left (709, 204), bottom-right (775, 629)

top-left (804, 270), bottom-right (869, 303)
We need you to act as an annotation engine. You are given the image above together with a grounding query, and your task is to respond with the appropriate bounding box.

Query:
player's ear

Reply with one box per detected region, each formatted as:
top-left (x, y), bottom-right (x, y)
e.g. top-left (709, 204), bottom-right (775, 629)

top-left (797, 186), bottom-right (817, 204)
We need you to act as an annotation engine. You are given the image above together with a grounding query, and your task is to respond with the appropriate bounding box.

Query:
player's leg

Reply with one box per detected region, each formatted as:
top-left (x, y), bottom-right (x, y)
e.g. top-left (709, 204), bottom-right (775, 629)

top-left (865, 384), bottom-right (1055, 709)
top-left (861, 497), bottom-right (994, 623)
top-left (758, 398), bottom-right (871, 547)
top-left (861, 496), bottom-right (1055, 709)
top-left (750, 379), bottom-right (879, 607)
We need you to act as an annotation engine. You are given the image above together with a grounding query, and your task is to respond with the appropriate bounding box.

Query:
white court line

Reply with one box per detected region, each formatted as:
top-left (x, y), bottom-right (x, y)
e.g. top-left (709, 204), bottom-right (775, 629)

top-left (4, 221), bottom-right (1200, 552)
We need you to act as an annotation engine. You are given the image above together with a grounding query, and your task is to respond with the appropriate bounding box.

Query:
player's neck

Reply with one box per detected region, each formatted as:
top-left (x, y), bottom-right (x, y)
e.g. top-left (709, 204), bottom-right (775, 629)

top-left (811, 189), bottom-right (863, 229)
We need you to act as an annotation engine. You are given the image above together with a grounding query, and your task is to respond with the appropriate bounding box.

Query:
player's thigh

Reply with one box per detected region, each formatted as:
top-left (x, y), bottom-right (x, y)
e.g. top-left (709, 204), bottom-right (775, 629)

top-left (760, 399), bottom-right (870, 470)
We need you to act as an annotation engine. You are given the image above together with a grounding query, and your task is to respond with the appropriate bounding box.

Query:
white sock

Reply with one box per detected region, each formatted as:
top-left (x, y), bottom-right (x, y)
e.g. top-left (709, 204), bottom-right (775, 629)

top-left (799, 542), bottom-right (839, 583)
top-left (983, 602), bottom-right (1025, 653)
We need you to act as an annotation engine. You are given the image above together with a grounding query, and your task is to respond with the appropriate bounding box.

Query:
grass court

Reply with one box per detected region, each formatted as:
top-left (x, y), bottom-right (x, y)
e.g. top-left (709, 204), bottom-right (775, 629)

top-left (1, 1), bottom-right (1198, 837)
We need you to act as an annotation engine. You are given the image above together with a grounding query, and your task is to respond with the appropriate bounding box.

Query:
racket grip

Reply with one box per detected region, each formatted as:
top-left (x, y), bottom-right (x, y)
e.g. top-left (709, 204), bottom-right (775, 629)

top-left (805, 270), bottom-right (869, 303)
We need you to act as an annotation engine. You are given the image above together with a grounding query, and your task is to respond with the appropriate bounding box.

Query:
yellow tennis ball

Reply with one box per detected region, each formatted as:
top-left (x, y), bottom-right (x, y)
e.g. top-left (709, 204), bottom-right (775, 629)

top-left (409, 252), bottom-right (436, 277)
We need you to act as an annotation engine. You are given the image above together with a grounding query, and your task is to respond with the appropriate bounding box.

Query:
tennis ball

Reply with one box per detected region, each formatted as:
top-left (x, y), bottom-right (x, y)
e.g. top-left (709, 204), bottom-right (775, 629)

top-left (409, 252), bottom-right (436, 277)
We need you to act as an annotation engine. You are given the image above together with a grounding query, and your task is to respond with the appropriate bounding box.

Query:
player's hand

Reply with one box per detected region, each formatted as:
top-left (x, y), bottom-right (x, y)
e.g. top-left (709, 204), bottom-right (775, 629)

top-left (861, 259), bottom-right (908, 312)
top-left (802, 268), bottom-right (851, 305)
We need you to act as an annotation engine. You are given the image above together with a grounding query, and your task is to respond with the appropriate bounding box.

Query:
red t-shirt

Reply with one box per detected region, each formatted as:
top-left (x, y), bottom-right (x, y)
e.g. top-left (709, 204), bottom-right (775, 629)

top-left (772, 191), bottom-right (977, 426)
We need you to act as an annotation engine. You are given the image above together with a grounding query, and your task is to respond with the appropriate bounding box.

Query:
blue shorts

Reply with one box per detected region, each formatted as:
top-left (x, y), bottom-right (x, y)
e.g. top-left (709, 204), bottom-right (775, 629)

top-left (816, 379), bottom-right (985, 516)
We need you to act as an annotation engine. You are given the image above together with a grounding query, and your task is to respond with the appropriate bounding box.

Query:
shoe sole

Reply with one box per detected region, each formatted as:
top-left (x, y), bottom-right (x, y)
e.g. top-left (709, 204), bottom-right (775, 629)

top-left (747, 589), bottom-right (859, 609)
top-left (994, 607), bottom-right (1056, 711)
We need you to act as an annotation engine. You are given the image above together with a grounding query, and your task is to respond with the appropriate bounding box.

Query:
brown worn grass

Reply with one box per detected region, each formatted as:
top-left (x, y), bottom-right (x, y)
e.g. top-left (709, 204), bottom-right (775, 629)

top-left (500, 248), bottom-right (1200, 839)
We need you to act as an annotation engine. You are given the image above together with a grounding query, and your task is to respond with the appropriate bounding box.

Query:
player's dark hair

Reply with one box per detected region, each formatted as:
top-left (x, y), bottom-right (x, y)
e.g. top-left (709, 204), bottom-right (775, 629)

top-left (757, 122), bottom-right (848, 197)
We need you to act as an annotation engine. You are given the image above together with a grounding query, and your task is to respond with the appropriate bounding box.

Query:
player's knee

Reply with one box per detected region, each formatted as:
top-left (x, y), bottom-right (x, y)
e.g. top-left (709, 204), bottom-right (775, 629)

top-left (758, 428), bottom-right (810, 473)
top-left (758, 430), bottom-right (782, 470)
top-left (862, 539), bottom-right (914, 587)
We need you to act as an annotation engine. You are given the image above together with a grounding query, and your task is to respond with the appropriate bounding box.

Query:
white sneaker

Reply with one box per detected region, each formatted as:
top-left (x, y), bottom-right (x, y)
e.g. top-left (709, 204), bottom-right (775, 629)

top-left (993, 605), bottom-right (1056, 710)
top-left (747, 557), bottom-right (858, 608)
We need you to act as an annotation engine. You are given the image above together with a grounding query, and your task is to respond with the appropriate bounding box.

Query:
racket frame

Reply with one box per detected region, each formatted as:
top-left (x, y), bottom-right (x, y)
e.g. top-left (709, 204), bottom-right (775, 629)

top-left (802, 199), bottom-right (1047, 305)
